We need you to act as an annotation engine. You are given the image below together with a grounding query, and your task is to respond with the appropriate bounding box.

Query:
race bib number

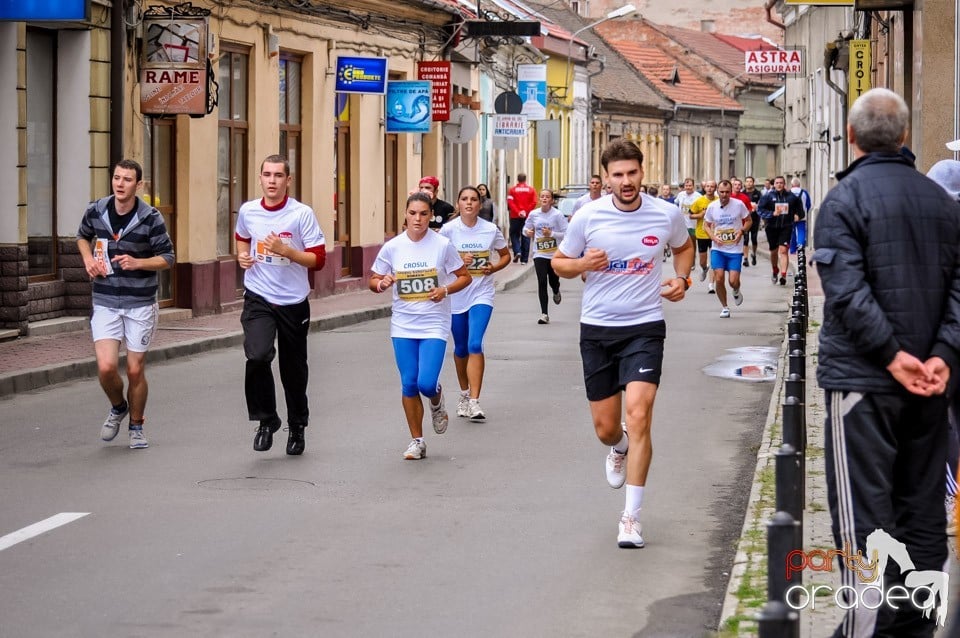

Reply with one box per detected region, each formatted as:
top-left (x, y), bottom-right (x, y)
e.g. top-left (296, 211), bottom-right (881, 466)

top-left (254, 234), bottom-right (292, 266)
top-left (396, 268), bottom-right (440, 301)
top-left (94, 238), bottom-right (114, 275)
top-left (774, 203), bottom-right (789, 217)
top-left (716, 228), bottom-right (738, 245)
top-left (536, 236), bottom-right (558, 253)
top-left (461, 250), bottom-right (491, 277)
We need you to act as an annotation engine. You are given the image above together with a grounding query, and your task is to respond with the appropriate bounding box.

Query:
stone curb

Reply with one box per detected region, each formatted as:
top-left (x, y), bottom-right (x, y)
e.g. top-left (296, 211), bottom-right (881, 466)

top-left (717, 295), bottom-right (829, 636)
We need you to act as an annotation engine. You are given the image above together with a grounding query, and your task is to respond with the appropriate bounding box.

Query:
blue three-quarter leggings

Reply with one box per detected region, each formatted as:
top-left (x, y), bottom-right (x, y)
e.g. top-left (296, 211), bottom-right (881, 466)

top-left (391, 338), bottom-right (447, 398)
top-left (451, 304), bottom-right (494, 358)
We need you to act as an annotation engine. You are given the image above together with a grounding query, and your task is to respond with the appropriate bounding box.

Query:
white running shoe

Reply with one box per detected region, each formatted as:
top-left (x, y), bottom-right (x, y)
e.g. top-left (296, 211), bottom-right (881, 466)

top-left (403, 439), bottom-right (426, 460)
top-left (430, 390), bottom-right (448, 435)
top-left (618, 511), bottom-right (645, 548)
top-left (101, 403), bottom-right (128, 441)
top-left (467, 398), bottom-right (486, 421)
top-left (699, 267), bottom-right (708, 282)
top-left (605, 448), bottom-right (627, 489)
top-left (457, 390), bottom-right (470, 418)
top-left (732, 288), bottom-right (743, 306)
top-left (538, 314), bottom-right (550, 324)
top-left (707, 283), bottom-right (716, 294)
top-left (720, 308), bottom-right (731, 318)
top-left (128, 425), bottom-right (149, 449)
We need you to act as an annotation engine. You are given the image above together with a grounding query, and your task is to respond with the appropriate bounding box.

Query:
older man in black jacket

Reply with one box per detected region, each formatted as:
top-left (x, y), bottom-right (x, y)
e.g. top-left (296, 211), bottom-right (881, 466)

top-left (813, 88), bottom-right (960, 637)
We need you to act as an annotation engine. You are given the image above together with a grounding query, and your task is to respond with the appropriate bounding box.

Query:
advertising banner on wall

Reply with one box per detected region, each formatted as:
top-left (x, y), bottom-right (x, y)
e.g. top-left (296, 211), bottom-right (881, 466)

top-left (140, 14), bottom-right (209, 116)
top-left (517, 64), bottom-right (547, 121)
top-left (417, 61), bottom-right (451, 122)
top-left (386, 81), bottom-right (433, 134)
top-left (335, 56), bottom-right (388, 94)
top-left (744, 49), bottom-right (802, 74)
top-left (0, 0), bottom-right (90, 20)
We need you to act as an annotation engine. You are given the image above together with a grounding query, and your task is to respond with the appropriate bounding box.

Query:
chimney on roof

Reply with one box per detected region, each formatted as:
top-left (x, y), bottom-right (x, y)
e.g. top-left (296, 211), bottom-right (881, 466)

top-left (700, 20), bottom-right (715, 33)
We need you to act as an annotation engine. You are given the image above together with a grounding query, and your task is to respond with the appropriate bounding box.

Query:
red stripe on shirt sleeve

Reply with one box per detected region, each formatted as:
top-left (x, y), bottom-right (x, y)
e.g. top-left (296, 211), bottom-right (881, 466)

top-left (305, 245), bottom-right (326, 271)
top-left (236, 234), bottom-right (251, 243)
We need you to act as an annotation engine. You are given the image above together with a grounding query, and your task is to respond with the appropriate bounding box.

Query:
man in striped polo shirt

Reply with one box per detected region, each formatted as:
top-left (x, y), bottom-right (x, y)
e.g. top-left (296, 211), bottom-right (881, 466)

top-left (77, 159), bottom-right (175, 449)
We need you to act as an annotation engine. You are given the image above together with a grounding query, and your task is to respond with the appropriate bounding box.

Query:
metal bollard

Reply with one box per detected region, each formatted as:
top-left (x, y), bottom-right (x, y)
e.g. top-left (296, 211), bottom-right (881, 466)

top-left (776, 443), bottom-right (804, 526)
top-left (791, 299), bottom-right (806, 331)
top-left (767, 511), bottom-right (803, 605)
top-left (757, 601), bottom-right (800, 638)
top-left (785, 373), bottom-right (805, 403)
top-left (788, 348), bottom-right (805, 380)
top-left (788, 319), bottom-right (805, 354)
top-left (782, 395), bottom-right (804, 450)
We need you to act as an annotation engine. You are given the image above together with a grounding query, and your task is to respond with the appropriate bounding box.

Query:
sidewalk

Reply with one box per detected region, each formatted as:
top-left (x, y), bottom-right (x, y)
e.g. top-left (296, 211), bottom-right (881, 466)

top-left (717, 262), bottom-right (843, 636)
top-left (0, 262), bottom-right (536, 398)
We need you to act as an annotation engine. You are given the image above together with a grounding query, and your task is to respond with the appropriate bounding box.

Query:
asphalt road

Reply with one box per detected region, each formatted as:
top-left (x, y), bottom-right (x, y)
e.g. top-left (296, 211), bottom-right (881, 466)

top-left (0, 261), bottom-right (788, 638)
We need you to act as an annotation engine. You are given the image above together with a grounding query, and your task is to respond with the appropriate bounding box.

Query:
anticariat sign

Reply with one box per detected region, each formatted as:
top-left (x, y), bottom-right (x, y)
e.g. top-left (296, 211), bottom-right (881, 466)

top-left (744, 49), bottom-right (802, 74)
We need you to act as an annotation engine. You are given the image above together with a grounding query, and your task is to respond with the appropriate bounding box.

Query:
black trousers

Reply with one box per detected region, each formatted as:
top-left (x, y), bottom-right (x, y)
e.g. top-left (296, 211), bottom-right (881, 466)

top-left (534, 257), bottom-right (559, 314)
top-left (824, 390), bottom-right (948, 637)
top-left (241, 292), bottom-right (311, 428)
top-left (509, 218), bottom-right (530, 262)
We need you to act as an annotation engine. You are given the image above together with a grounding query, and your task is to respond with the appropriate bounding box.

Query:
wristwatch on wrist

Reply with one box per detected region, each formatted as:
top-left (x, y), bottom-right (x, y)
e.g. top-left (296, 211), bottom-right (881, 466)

top-left (677, 275), bottom-right (691, 291)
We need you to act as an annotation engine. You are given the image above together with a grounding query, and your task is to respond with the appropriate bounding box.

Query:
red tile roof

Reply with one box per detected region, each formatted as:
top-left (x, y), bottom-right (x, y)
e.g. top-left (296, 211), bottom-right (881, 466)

top-left (649, 24), bottom-right (782, 87)
top-left (714, 33), bottom-right (780, 52)
top-left (608, 41), bottom-right (743, 111)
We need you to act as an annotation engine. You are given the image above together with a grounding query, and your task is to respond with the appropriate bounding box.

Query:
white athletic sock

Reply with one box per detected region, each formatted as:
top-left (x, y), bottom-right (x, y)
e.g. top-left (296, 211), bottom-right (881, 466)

top-left (613, 432), bottom-right (629, 454)
top-left (625, 485), bottom-right (644, 517)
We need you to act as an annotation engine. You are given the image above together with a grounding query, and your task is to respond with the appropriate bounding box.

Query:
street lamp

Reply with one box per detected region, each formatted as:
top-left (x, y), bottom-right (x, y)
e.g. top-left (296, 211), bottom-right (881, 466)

top-left (563, 4), bottom-right (636, 99)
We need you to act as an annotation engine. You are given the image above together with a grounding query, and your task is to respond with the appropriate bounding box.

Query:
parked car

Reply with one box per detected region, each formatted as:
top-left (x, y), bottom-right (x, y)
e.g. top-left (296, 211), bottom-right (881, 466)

top-left (554, 184), bottom-right (589, 220)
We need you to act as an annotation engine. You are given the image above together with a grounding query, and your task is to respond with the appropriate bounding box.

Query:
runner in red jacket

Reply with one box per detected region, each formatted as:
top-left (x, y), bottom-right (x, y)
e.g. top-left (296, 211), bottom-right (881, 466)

top-left (507, 173), bottom-right (537, 263)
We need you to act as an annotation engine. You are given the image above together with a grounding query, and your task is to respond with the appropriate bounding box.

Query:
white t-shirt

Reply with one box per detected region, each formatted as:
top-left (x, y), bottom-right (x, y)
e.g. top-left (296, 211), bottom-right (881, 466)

top-left (674, 190), bottom-right (700, 230)
top-left (704, 198), bottom-right (752, 254)
top-left (558, 195), bottom-right (688, 327)
top-left (372, 230), bottom-right (464, 339)
top-left (440, 217), bottom-right (507, 313)
top-left (572, 192), bottom-right (597, 215)
top-left (235, 196), bottom-right (325, 305)
top-left (523, 207), bottom-right (568, 260)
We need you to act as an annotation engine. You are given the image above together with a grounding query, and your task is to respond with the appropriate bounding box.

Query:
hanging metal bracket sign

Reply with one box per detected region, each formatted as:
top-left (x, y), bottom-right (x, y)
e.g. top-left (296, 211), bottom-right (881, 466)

top-left (140, 3), bottom-right (214, 116)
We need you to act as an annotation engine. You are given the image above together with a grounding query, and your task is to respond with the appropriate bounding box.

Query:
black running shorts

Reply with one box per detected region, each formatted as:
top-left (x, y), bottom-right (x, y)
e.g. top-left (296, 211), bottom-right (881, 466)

top-left (765, 223), bottom-right (792, 248)
top-left (579, 321), bottom-right (666, 401)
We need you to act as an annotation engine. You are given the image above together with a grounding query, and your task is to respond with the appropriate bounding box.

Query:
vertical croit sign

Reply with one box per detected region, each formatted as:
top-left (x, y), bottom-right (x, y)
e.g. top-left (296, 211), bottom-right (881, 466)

top-left (848, 40), bottom-right (872, 108)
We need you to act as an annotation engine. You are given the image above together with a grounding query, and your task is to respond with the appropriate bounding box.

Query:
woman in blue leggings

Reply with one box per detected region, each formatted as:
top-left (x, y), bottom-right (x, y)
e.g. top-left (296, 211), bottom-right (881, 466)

top-left (370, 193), bottom-right (472, 460)
top-left (441, 187), bottom-right (511, 420)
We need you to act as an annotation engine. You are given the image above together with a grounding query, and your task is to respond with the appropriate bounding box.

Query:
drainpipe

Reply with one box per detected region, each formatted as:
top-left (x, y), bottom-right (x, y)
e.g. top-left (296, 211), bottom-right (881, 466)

top-left (110, 0), bottom-right (125, 168)
top-left (764, 0), bottom-right (786, 31)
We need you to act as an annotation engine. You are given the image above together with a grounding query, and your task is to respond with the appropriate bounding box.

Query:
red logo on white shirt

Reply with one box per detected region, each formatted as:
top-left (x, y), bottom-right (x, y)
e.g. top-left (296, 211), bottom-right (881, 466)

top-left (642, 235), bottom-right (659, 246)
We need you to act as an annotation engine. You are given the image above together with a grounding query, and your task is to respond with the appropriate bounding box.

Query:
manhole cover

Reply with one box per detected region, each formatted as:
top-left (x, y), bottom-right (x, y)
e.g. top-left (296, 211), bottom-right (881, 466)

top-left (198, 477), bottom-right (317, 491)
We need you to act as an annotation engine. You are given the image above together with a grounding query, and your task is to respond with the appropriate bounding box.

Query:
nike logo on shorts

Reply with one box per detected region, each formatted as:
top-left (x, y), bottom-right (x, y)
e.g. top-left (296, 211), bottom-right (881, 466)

top-left (638, 367), bottom-right (654, 374)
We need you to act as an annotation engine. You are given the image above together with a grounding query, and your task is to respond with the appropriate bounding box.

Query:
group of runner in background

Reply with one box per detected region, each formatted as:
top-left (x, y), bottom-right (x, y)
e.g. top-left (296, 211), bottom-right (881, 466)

top-left (365, 157), bottom-right (808, 548)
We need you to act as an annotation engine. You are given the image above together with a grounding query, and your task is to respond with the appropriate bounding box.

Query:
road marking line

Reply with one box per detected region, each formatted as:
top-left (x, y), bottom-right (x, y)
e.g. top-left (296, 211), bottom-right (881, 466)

top-left (0, 512), bottom-right (90, 552)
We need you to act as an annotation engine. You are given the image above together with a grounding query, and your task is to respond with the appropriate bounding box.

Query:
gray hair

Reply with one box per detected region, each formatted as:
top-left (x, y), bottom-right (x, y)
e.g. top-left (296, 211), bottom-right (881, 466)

top-left (791, 177), bottom-right (801, 187)
top-left (848, 88), bottom-right (909, 153)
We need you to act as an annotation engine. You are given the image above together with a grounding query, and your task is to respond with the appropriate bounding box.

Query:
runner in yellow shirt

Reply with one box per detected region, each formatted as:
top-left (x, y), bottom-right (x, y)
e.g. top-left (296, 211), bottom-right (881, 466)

top-left (688, 180), bottom-right (718, 293)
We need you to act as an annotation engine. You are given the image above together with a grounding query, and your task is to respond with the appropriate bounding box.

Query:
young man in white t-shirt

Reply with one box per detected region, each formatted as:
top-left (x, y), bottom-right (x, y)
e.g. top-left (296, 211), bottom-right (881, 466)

top-left (704, 180), bottom-right (752, 318)
top-left (235, 155), bottom-right (326, 456)
top-left (552, 139), bottom-right (695, 548)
